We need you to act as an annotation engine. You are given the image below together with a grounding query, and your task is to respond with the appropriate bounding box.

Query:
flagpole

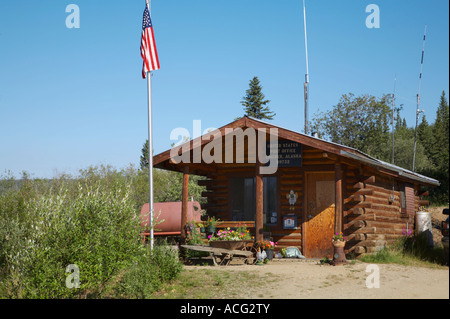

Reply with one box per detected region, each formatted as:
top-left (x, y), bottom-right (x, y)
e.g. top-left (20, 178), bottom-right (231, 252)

top-left (303, 0), bottom-right (309, 135)
top-left (146, 0), bottom-right (154, 250)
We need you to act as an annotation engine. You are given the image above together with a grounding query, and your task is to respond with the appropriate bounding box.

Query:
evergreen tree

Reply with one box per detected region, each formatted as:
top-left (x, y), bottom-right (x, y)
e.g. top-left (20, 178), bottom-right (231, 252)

top-left (416, 91), bottom-right (449, 204)
top-left (417, 115), bottom-right (435, 163)
top-left (240, 76), bottom-right (275, 120)
top-left (140, 140), bottom-right (150, 170)
top-left (431, 91), bottom-right (449, 169)
top-left (395, 108), bottom-right (402, 130)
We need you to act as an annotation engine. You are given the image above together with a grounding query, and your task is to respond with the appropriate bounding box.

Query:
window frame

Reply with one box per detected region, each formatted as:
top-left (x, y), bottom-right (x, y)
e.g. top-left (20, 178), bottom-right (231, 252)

top-left (228, 174), bottom-right (279, 226)
top-left (399, 182), bottom-right (415, 216)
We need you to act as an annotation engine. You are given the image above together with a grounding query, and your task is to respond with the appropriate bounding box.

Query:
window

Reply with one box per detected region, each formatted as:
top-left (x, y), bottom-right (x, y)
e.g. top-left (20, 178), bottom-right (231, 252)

top-left (263, 177), bottom-right (278, 225)
top-left (400, 183), bottom-right (415, 215)
top-left (400, 189), bottom-right (406, 212)
top-left (230, 177), bottom-right (277, 224)
top-left (405, 186), bottom-right (415, 215)
top-left (230, 178), bottom-right (255, 221)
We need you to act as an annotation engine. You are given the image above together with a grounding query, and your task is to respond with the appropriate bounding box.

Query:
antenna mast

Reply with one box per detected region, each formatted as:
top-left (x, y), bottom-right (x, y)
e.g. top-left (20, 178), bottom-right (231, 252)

top-left (391, 75), bottom-right (396, 164)
top-left (412, 25), bottom-right (426, 172)
top-left (302, 0), bottom-right (309, 135)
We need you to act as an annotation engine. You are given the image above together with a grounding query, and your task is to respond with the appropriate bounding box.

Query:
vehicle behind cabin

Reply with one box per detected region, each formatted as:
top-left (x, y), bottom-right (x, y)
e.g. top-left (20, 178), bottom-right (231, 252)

top-left (441, 208), bottom-right (449, 265)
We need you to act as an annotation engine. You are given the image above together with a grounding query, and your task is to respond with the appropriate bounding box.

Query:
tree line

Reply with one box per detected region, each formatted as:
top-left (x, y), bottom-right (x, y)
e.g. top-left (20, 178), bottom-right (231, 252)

top-left (311, 91), bottom-right (448, 204)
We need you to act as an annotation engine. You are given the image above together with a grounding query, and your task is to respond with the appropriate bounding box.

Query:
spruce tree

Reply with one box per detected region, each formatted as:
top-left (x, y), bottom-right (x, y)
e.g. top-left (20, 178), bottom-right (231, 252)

top-left (240, 76), bottom-right (275, 120)
top-left (431, 91), bottom-right (449, 170)
top-left (140, 139), bottom-right (149, 170)
top-left (395, 108), bottom-right (402, 130)
top-left (418, 91), bottom-right (449, 204)
top-left (417, 115), bottom-right (435, 162)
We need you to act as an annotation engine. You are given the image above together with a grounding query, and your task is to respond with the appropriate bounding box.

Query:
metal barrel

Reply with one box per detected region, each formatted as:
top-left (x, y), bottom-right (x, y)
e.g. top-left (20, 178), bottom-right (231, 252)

top-left (140, 201), bottom-right (203, 235)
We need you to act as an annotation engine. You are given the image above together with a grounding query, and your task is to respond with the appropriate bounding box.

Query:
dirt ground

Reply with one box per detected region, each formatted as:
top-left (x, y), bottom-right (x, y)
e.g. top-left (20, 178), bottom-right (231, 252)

top-left (211, 207), bottom-right (449, 299)
top-left (191, 259), bottom-right (449, 299)
top-left (182, 207), bottom-right (449, 299)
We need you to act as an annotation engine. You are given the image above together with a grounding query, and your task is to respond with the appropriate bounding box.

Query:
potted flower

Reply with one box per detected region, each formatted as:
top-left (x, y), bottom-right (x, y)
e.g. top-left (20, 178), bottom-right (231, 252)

top-left (208, 225), bottom-right (252, 250)
top-left (205, 216), bottom-right (219, 235)
top-left (197, 222), bottom-right (206, 233)
top-left (256, 240), bottom-right (277, 260)
top-left (331, 232), bottom-right (347, 265)
top-left (332, 232), bottom-right (346, 248)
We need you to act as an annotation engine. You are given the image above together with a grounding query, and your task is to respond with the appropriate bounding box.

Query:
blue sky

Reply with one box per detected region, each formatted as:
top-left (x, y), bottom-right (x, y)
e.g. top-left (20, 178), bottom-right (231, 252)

top-left (0, 0), bottom-right (448, 179)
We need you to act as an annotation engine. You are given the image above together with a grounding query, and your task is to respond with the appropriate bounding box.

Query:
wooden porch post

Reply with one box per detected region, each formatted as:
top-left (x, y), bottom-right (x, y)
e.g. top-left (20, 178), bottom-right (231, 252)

top-left (181, 166), bottom-right (190, 245)
top-left (335, 162), bottom-right (343, 235)
top-left (255, 170), bottom-right (264, 242)
top-left (255, 129), bottom-right (264, 243)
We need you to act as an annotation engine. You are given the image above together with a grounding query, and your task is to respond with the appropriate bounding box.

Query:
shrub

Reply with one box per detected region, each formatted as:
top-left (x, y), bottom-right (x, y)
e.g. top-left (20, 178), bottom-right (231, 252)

top-left (0, 177), bottom-right (143, 298)
top-left (116, 244), bottom-right (183, 298)
top-left (0, 166), bottom-right (185, 298)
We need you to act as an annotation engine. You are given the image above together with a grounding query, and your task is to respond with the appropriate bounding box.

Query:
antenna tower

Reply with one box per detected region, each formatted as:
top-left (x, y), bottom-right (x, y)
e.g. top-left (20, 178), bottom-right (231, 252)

top-left (392, 75), bottom-right (396, 164)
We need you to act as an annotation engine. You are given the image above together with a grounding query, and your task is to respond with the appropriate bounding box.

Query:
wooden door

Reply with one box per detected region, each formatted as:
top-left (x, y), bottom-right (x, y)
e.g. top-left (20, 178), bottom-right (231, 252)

top-left (304, 172), bottom-right (335, 258)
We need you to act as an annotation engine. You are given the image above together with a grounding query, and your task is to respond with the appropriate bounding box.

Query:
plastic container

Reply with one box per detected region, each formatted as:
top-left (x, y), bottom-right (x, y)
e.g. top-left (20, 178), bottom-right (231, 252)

top-left (415, 211), bottom-right (434, 247)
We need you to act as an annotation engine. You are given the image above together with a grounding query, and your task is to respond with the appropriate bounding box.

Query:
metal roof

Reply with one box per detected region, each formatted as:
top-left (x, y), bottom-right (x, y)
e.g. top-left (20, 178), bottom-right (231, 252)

top-left (247, 116), bottom-right (440, 186)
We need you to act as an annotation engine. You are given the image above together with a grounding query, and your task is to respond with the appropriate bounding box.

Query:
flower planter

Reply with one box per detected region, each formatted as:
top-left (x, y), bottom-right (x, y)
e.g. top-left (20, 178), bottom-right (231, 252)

top-left (332, 240), bottom-right (346, 248)
top-left (209, 240), bottom-right (252, 251)
top-left (331, 240), bottom-right (347, 266)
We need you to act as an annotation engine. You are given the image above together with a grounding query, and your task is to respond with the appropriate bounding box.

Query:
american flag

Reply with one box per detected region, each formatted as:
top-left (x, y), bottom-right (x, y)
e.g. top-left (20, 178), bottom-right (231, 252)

top-left (140, 6), bottom-right (160, 78)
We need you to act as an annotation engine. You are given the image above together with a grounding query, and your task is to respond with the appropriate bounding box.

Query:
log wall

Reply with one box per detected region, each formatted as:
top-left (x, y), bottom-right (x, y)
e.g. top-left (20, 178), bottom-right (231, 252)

top-left (200, 172), bottom-right (229, 221)
top-left (343, 168), bottom-right (418, 256)
top-left (199, 145), bottom-right (336, 253)
top-left (198, 144), bottom-right (424, 258)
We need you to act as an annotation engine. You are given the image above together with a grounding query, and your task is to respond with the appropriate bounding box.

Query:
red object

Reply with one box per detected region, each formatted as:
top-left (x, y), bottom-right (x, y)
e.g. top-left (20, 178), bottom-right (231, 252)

top-left (140, 201), bottom-right (202, 236)
top-left (140, 5), bottom-right (160, 78)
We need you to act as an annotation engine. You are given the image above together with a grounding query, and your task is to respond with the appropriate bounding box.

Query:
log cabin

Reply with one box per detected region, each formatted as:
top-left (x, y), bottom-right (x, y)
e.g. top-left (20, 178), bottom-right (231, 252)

top-left (153, 116), bottom-right (440, 258)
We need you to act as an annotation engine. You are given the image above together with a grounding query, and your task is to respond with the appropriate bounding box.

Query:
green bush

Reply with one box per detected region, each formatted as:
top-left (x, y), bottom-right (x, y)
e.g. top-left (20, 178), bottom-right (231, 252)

top-left (1, 180), bottom-right (143, 298)
top-left (0, 166), bottom-right (187, 298)
top-left (116, 243), bottom-right (182, 298)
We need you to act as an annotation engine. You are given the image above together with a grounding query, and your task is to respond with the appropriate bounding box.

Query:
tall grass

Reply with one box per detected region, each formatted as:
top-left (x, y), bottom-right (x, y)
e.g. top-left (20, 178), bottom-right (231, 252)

top-left (360, 230), bottom-right (446, 266)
